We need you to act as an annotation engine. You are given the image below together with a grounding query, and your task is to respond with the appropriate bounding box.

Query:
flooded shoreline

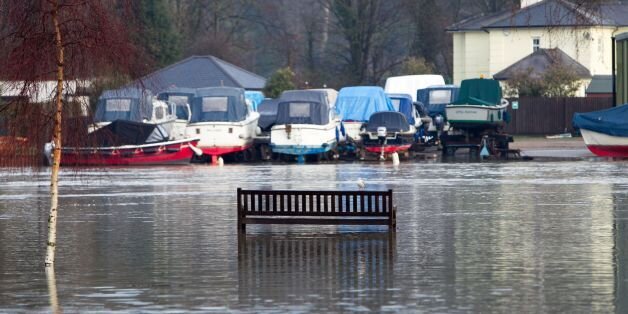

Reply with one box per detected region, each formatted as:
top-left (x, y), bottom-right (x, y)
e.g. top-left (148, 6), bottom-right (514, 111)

top-left (1, 161), bottom-right (627, 312)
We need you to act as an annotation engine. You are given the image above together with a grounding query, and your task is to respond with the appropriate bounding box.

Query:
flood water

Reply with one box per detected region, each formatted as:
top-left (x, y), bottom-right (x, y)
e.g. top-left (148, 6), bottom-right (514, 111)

top-left (1, 161), bottom-right (628, 313)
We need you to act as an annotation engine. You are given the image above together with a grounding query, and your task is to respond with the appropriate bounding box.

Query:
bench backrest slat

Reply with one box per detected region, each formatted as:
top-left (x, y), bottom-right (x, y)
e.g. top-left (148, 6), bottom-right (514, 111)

top-left (237, 189), bottom-right (393, 217)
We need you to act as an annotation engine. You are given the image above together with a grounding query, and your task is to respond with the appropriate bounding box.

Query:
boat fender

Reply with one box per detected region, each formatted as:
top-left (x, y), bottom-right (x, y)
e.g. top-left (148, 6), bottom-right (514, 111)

top-left (490, 113), bottom-right (494, 122)
top-left (340, 122), bottom-right (346, 136)
top-left (336, 127), bottom-right (340, 142)
top-left (498, 110), bottom-right (502, 120)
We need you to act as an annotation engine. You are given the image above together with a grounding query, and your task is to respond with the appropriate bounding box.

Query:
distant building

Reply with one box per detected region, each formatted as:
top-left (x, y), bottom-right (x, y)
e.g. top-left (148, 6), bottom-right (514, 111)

top-left (447, 0), bottom-right (628, 96)
top-left (138, 55), bottom-right (267, 93)
top-left (585, 75), bottom-right (613, 98)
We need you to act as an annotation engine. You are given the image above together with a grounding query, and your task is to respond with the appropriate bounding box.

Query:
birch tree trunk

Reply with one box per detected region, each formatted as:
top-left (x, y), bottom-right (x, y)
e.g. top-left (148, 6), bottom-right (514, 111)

top-left (45, 0), bottom-right (64, 268)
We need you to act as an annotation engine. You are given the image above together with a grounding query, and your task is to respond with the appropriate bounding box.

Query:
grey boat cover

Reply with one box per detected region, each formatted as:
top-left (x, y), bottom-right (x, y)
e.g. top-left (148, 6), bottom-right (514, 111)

top-left (275, 101), bottom-right (330, 126)
top-left (365, 111), bottom-right (411, 133)
top-left (94, 88), bottom-right (153, 123)
top-left (280, 90), bottom-right (330, 106)
top-left (257, 99), bottom-right (280, 131)
top-left (190, 87), bottom-right (248, 123)
top-left (86, 120), bottom-right (169, 147)
top-left (157, 87), bottom-right (195, 120)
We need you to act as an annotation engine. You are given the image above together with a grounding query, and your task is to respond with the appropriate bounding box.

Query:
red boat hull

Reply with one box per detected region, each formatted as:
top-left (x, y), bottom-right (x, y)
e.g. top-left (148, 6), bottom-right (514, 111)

top-left (60, 140), bottom-right (199, 166)
top-left (364, 144), bottom-right (412, 154)
top-left (199, 144), bottom-right (251, 157)
top-left (586, 145), bottom-right (628, 157)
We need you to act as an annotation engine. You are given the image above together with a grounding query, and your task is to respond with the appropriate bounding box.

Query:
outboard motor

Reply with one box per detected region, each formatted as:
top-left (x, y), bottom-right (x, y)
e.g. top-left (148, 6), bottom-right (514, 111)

top-left (434, 114), bottom-right (445, 131)
top-left (377, 126), bottom-right (387, 161)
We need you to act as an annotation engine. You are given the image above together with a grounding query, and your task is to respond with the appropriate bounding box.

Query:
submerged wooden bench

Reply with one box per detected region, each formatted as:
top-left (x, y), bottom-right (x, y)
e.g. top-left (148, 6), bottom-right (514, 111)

top-left (237, 188), bottom-right (396, 232)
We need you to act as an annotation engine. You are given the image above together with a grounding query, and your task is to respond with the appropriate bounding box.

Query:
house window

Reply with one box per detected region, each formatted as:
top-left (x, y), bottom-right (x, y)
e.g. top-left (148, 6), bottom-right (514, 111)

top-left (533, 37), bottom-right (540, 52)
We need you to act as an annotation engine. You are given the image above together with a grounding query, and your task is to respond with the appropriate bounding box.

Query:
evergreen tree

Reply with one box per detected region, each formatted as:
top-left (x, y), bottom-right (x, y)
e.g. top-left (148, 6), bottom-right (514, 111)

top-left (135, 0), bottom-right (182, 68)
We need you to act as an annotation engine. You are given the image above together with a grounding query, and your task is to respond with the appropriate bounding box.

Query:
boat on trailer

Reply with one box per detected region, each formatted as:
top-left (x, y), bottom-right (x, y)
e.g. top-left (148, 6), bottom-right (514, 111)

top-left (445, 79), bottom-right (509, 128)
top-left (270, 90), bottom-right (340, 162)
top-left (49, 120), bottom-right (200, 166)
top-left (186, 87), bottom-right (259, 164)
top-left (93, 88), bottom-right (177, 136)
top-left (335, 86), bottom-right (395, 144)
top-left (573, 105), bottom-right (628, 157)
top-left (360, 111), bottom-right (416, 157)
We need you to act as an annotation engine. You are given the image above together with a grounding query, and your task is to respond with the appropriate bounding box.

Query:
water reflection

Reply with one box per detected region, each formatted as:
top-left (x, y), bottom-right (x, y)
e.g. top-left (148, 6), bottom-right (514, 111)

top-left (237, 232), bottom-right (395, 312)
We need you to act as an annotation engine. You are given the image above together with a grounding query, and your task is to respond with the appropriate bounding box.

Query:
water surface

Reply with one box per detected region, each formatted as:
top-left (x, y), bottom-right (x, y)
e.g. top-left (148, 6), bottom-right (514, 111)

top-left (1, 161), bottom-right (627, 312)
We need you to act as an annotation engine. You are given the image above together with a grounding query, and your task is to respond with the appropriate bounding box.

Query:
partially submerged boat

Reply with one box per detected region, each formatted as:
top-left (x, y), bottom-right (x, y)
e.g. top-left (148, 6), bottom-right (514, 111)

top-left (50, 120), bottom-right (200, 166)
top-left (573, 105), bottom-right (628, 157)
top-left (360, 111), bottom-right (416, 156)
top-left (157, 87), bottom-right (194, 140)
top-left (187, 87), bottom-right (260, 163)
top-left (335, 86), bottom-right (395, 143)
top-left (270, 90), bottom-right (339, 161)
top-left (93, 88), bottom-right (176, 136)
top-left (445, 79), bottom-right (509, 128)
top-left (254, 98), bottom-right (280, 160)
top-left (417, 85), bottom-right (460, 144)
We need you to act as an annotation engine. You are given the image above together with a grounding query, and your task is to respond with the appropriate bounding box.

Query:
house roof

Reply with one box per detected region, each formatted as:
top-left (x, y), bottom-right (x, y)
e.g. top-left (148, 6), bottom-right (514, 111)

top-left (138, 55), bottom-right (266, 93)
top-left (585, 75), bottom-right (613, 94)
top-left (493, 48), bottom-right (591, 80)
top-left (447, 0), bottom-right (628, 32)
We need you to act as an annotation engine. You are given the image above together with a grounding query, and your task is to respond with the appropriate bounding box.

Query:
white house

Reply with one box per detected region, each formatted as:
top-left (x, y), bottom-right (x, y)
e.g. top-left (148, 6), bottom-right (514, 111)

top-left (447, 0), bottom-right (628, 96)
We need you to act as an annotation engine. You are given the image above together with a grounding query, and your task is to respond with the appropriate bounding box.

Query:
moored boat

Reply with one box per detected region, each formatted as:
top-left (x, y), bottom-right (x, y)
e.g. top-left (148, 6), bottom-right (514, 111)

top-left (360, 111), bottom-right (416, 156)
top-left (335, 86), bottom-right (395, 143)
top-left (573, 105), bottom-right (628, 157)
top-left (50, 120), bottom-right (200, 166)
top-left (270, 90), bottom-right (339, 161)
top-left (445, 78), bottom-right (509, 128)
top-left (93, 88), bottom-right (177, 136)
top-left (186, 87), bottom-right (260, 163)
top-left (157, 87), bottom-right (194, 140)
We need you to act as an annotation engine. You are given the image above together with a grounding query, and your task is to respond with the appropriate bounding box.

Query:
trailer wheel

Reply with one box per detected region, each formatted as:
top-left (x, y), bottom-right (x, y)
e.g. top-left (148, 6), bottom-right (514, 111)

top-left (444, 146), bottom-right (456, 156)
top-left (469, 146), bottom-right (479, 156)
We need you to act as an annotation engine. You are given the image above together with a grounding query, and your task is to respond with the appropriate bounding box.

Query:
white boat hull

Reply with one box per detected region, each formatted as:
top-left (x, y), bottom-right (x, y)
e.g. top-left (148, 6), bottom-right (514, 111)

top-left (581, 129), bottom-right (628, 157)
top-left (186, 112), bottom-right (260, 156)
top-left (343, 121), bottom-right (364, 142)
top-left (270, 122), bottom-right (338, 155)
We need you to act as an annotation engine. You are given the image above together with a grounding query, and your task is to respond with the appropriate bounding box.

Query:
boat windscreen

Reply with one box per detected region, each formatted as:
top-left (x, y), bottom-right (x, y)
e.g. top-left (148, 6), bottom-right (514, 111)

top-left (275, 101), bottom-right (330, 125)
top-left (365, 111), bottom-right (410, 133)
top-left (190, 95), bottom-right (247, 122)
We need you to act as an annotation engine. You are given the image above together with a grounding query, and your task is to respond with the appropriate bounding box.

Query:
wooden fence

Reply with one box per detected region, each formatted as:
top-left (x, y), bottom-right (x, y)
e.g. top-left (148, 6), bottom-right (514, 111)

top-left (503, 97), bottom-right (613, 135)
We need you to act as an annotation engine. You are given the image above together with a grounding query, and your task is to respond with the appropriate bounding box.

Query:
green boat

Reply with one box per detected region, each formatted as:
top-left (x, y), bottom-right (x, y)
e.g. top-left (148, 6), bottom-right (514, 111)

top-left (445, 78), bottom-right (509, 128)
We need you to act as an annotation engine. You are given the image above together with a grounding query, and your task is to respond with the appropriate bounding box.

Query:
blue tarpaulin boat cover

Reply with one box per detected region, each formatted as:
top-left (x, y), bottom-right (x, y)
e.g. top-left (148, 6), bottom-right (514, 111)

top-left (573, 105), bottom-right (628, 137)
top-left (94, 88), bottom-right (153, 123)
top-left (190, 87), bottom-right (248, 123)
top-left (416, 85), bottom-right (460, 116)
top-left (245, 91), bottom-right (265, 111)
top-left (387, 93), bottom-right (415, 125)
top-left (335, 86), bottom-right (394, 122)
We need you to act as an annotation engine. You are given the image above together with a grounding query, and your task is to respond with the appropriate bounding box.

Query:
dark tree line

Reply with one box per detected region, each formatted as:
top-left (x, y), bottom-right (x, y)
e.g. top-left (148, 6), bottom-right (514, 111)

top-left (131, 0), bottom-right (539, 88)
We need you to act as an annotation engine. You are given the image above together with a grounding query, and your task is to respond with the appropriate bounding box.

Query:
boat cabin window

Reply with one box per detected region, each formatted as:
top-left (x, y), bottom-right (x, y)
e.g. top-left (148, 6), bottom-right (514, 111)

top-left (154, 106), bottom-right (165, 120)
top-left (289, 102), bottom-right (310, 118)
top-left (106, 99), bottom-right (131, 112)
top-left (390, 98), bottom-right (401, 111)
top-left (168, 95), bottom-right (189, 106)
top-left (202, 97), bottom-right (229, 112)
top-left (429, 90), bottom-right (452, 104)
top-left (174, 104), bottom-right (190, 120)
